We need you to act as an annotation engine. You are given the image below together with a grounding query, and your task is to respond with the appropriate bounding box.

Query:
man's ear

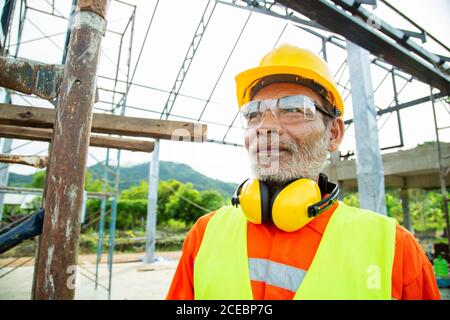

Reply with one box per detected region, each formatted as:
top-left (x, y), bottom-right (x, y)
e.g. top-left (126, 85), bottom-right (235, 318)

top-left (328, 118), bottom-right (345, 152)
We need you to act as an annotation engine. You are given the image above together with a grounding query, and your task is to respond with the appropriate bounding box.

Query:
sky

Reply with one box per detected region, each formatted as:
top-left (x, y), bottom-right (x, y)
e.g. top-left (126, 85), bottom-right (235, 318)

top-left (1, 0), bottom-right (449, 184)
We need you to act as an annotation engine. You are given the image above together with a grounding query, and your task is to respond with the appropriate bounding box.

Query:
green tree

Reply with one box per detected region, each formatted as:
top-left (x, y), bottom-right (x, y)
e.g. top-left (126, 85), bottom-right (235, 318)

top-left (119, 179), bottom-right (185, 225)
top-left (84, 171), bottom-right (104, 192)
top-left (385, 189), bottom-right (402, 221)
top-left (342, 192), bottom-right (359, 207)
top-left (165, 183), bottom-right (204, 225)
top-left (121, 180), bottom-right (148, 200)
top-left (30, 170), bottom-right (46, 188)
top-left (28, 170), bottom-right (104, 191)
top-left (199, 190), bottom-right (226, 212)
top-left (158, 180), bottom-right (182, 224)
top-left (341, 189), bottom-right (448, 235)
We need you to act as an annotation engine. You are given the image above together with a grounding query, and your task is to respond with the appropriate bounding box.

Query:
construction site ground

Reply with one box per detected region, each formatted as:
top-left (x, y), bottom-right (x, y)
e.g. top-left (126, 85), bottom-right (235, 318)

top-left (0, 252), bottom-right (180, 300)
top-left (1, 252), bottom-right (449, 300)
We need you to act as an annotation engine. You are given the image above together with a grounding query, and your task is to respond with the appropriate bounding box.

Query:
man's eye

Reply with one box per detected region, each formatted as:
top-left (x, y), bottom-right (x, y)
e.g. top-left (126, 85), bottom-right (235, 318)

top-left (280, 107), bottom-right (303, 114)
top-left (247, 111), bottom-right (263, 120)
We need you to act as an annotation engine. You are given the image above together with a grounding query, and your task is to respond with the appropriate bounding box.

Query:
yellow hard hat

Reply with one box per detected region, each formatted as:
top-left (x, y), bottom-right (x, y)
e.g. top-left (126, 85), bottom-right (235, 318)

top-left (235, 44), bottom-right (344, 117)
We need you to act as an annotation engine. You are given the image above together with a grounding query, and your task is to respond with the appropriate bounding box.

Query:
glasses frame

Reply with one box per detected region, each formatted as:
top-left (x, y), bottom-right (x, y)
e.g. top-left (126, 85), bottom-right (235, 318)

top-left (240, 94), bottom-right (336, 128)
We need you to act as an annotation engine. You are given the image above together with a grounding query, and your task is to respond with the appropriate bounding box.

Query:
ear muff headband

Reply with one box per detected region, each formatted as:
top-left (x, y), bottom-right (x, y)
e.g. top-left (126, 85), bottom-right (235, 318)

top-left (259, 181), bottom-right (270, 224)
top-left (307, 181), bottom-right (339, 218)
top-left (308, 173), bottom-right (340, 218)
top-left (231, 179), bottom-right (247, 207)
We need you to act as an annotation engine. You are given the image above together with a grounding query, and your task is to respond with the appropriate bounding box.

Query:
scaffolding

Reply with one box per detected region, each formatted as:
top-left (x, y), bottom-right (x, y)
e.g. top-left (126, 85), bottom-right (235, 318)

top-left (0, 0), bottom-right (206, 300)
top-left (0, 0), bottom-right (449, 299)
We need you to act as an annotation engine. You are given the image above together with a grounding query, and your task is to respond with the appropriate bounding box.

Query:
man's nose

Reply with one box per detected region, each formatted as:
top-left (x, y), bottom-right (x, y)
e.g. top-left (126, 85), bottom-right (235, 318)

top-left (255, 111), bottom-right (283, 136)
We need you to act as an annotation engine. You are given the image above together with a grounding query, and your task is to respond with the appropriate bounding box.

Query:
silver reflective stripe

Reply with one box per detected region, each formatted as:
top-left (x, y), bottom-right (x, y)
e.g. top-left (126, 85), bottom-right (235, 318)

top-left (248, 258), bottom-right (307, 293)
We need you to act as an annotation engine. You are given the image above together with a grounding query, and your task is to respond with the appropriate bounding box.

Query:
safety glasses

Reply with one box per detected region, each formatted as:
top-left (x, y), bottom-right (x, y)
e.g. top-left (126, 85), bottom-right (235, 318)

top-left (240, 94), bottom-right (335, 128)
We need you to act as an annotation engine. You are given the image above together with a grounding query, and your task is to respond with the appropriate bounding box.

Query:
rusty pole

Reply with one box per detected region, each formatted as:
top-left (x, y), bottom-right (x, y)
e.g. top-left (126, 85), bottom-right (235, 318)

top-left (0, 56), bottom-right (64, 100)
top-left (32, 0), bottom-right (109, 300)
top-left (0, 154), bottom-right (48, 168)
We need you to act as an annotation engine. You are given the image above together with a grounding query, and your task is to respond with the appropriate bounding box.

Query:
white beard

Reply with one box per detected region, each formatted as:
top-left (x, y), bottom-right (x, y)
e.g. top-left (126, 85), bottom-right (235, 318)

top-left (248, 128), bottom-right (330, 183)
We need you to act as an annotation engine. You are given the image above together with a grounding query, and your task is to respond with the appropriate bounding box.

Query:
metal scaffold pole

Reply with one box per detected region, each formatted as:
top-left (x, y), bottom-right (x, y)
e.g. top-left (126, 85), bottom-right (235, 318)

top-left (144, 138), bottom-right (160, 264)
top-left (107, 152), bottom-right (119, 300)
top-left (0, 140), bottom-right (12, 227)
top-left (430, 86), bottom-right (450, 253)
top-left (31, 0), bottom-right (109, 300)
top-left (346, 40), bottom-right (387, 215)
top-left (95, 149), bottom-right (109, 290)
top-left (0, 90), bottom-right (12, 227)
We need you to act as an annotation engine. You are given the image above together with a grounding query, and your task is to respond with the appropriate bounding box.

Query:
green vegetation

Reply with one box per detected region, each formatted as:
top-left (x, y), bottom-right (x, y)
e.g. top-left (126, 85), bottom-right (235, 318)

top-left (343, 189), bottom-right (449, 240)
top-left (3, 166), bottom-right (448, 255)
top-left (3, 167), bottom-right (229, 255)
top-left (9, 161), bottom-right (237, 197)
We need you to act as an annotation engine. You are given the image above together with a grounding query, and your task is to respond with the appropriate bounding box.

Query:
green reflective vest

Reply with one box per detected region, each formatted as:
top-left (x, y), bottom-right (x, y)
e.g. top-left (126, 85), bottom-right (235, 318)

top-left (193, 201), bottom-right (396, 300)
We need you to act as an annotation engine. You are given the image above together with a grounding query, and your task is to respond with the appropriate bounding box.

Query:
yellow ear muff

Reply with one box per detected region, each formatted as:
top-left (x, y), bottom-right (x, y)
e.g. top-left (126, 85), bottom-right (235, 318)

top-left (271, 179), bottom-right (322, 232)
top-left (239, 178), bottom-right (263, 224)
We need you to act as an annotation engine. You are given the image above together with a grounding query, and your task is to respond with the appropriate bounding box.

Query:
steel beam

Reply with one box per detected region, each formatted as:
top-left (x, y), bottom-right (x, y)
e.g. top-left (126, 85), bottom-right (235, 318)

top-left (379, 0), bottom-right (449, 53)
top-left (217, 0), bottom-right (328, 31)
top-left (333, 0), bottom-right (446, 67)
top-left (32, 0), bottom-right (109, 300)
top-left (343, 92), bottom-right (448, 126)
top-left (277, 0), bottom-right (450, 93)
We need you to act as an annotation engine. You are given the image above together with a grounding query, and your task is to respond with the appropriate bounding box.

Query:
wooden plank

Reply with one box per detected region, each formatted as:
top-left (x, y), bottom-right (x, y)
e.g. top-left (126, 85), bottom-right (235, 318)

top-left (0, 103), bottom-right (207, 142)
top-left (0, 125), bottom-right (154, 153)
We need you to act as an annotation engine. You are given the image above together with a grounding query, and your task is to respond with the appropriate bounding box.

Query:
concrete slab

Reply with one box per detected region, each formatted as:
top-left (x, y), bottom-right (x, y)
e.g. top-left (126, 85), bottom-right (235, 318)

top-left (324, 142), bottom-right (450, 191)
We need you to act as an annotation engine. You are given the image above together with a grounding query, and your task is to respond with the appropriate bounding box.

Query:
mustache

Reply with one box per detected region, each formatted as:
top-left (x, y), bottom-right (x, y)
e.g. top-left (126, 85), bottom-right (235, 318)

top-left (249, 140), bottom-right (297, 153)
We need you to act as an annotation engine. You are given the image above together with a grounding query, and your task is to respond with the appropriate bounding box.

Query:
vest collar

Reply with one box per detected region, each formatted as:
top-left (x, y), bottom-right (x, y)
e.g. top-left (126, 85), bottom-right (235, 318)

top-left (306, 200), bottom-right (339, 236)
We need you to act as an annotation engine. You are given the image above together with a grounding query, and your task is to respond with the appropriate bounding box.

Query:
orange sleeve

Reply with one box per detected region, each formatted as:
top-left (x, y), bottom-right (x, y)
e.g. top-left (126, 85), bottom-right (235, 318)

top-left (391, 224), bottom-right (441, 300)
top-left (165, 212), bottom-right (215, 300)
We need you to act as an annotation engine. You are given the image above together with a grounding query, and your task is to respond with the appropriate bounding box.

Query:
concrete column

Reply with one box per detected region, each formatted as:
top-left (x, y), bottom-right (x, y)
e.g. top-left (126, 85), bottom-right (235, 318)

top-left (346, 40), bottom-right (387, 215)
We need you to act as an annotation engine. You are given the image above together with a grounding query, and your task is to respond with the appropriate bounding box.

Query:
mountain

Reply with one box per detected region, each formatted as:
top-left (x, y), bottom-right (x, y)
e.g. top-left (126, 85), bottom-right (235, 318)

top-left (8, 161), bottom-right (238, 197)
top-left (8, 172), bottom-right (33, 187)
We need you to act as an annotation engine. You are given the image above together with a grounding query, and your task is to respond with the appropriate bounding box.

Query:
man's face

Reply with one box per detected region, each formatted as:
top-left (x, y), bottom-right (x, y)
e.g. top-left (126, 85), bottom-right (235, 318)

top-left (244, 83), bottom-right (332, 183)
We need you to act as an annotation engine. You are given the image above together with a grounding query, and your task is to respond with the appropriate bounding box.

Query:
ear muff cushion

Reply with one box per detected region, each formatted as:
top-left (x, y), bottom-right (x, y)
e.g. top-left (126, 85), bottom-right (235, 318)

top-left (239, 178), bottom-right (263, 224)
top-left (271, 179), bottom-right (322, 232)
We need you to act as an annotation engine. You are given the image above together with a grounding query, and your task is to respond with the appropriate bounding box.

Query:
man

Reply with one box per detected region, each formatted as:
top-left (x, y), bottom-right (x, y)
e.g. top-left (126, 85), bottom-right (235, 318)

top-left (166, 44), bottom-right (440, 300)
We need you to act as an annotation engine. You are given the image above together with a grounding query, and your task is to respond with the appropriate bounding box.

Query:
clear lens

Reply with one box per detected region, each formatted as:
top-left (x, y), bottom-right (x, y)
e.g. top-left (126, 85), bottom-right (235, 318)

top-left (240, 95), bottom-right (317, 127)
